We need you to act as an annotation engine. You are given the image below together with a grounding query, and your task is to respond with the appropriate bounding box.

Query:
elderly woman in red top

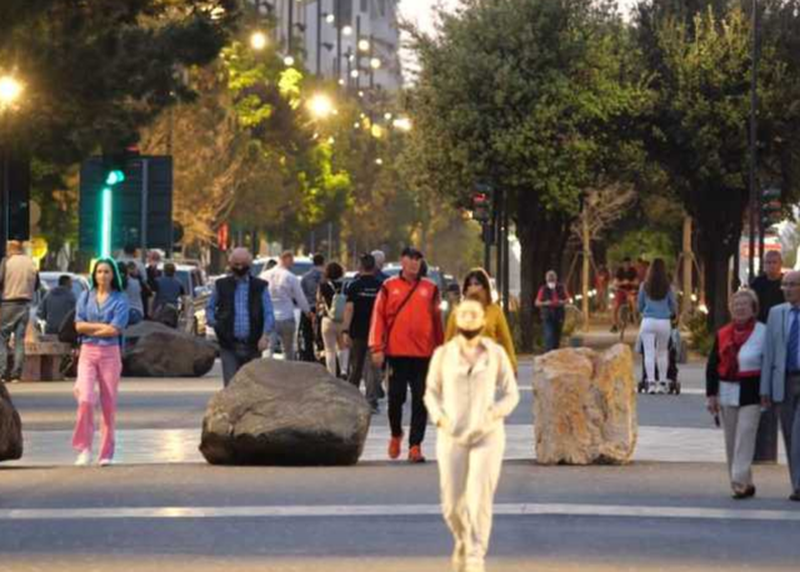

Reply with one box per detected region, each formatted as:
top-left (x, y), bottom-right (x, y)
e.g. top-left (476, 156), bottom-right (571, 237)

top-left (706, 289), bottom-right (766, 499)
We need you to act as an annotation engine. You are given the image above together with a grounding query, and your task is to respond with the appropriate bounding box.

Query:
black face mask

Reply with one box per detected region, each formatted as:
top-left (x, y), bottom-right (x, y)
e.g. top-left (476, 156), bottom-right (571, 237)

top-left (458, 328), bottom-right (483, 340)
top-left (232, 266), bottom-right (250, 277)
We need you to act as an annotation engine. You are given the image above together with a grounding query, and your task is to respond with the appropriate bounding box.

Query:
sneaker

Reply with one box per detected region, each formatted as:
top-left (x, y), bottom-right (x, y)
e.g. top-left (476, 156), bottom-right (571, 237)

top-left (98, 458), bottom-right (113, 467)
top-left (647, 382), bottom-right (657, 395)
top-left (9, 378), bottom-right (20, 384)
top-left (610, 325), bottom-right (619, 333)
top-left (408, 445), bottom-right (426, 463)
top-left (659, 382), bottom-right (668, 394)
top-left (74, 449), bottom-right (92, 466)
top-left (388, 434), bottom-right (403, 460)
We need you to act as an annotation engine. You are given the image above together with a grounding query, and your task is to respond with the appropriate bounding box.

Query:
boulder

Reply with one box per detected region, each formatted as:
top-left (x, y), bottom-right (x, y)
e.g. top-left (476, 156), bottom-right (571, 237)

top-left (533, 344), bottom-right (637, 465)
top-left (200, 359), bottom-right (371, 466)
top-left (0, 383), bottom-right (23, 462)
top-left (123, 321), bottom-right (217, 377)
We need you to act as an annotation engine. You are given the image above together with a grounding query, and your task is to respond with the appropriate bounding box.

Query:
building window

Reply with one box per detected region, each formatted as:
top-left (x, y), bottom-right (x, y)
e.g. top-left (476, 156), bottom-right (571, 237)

top-left (360, 0), bottom-right (368, 13)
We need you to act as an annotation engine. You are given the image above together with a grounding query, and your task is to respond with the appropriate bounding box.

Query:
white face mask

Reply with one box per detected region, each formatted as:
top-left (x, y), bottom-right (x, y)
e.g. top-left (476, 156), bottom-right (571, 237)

top-left (547, 281), bottom-right (557, 289)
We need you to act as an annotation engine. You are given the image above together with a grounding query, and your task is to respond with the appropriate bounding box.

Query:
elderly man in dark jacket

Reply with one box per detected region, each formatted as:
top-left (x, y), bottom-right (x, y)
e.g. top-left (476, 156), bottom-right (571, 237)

top-left (206, 248), bottom-right (275, 386)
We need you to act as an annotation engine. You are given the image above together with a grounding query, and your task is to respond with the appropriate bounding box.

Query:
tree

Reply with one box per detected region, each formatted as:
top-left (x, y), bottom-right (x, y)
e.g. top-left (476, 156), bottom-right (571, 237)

top-left (634, 3), bottom-right (800, 328)
top-left (404, 0), bottom-right (649, 348)
top-left (0, 0), bottom-right (239, 162)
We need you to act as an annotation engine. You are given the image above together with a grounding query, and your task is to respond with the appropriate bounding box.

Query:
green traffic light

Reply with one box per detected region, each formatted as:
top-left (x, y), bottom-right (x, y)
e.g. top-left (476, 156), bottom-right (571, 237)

top-left (105, 170), bottom-right (125, 186)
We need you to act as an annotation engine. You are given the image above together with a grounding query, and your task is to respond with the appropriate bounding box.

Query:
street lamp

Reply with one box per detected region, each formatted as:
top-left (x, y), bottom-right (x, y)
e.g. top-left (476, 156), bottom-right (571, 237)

top-left (393, 117), bottom-right (413, 132)
top-left (307, 93), bottom-right (335, 120)
top-left (358, 39), bottom-right (370, 52)
top-left (370, 57), bottom-right (382, 70)
top-left (0, 76), bottom-right (23, 110)
top-left (284, 55), bottom-right (296, 67)
top-left (0, 74), bottom-right (24, 259)
top-left (250, 31), bottom-right (268, 51)
top-left (342, 25), bottom-right (353, 36)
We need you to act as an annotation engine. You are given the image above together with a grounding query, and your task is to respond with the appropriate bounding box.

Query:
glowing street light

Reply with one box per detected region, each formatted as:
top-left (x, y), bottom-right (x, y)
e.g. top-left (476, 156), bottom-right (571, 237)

top-left (393, 117), bottom-right (413, 132)
top-left (342, 25), bottom-right (353, 36)
top-left (370, 57), bottom-right (382, 70)
top-left (307, 93), bottom-right (335, 119)
top-left (283, 55), bottom-right (296, 67)
top-left (358, 39), bottom-right (370, 52)
top-left (325, 13), bottom-right (335, 24)
top-left (0, 75), bottom-right (23, 109)
top-left (350, 69), bottom-right (360, 79)
top-left (250, 31), bottom-right (268, 51)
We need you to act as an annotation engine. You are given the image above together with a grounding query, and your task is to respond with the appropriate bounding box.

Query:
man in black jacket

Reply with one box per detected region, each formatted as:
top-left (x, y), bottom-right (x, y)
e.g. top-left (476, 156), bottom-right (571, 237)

top-left (206, 248), bottom-right (275, 386)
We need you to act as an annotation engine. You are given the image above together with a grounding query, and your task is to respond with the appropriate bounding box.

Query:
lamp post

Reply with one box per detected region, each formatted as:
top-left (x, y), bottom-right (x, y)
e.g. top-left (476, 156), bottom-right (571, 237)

top-left (748, 0), bottom-right (759, 282)
top-left (0, 75), bottom-right (24, 259)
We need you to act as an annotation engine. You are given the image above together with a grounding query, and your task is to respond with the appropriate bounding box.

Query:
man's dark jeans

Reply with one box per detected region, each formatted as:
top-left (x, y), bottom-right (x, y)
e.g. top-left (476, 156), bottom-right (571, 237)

top-left (220, 342), bottom-right (261, 386)
top-left (387, 356), bottom-right (431, 447)
top-left (0, 302), bottom-right (30, 380)
top-left (348, 337), bottom-right (380, 407)
top-left (543, 317), bottom-right (564, 352)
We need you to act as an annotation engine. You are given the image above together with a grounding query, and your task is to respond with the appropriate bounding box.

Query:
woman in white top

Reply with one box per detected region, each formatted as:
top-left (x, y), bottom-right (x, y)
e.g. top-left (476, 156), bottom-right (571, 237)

top-left (706, 289), bottom-right (766, 499)
top-left (425, 299), bottom-right (519, 572)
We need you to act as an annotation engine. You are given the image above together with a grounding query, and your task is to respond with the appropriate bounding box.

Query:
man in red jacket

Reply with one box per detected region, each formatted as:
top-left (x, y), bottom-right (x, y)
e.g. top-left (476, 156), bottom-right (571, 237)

top-left (370, 247), bottom-right (444, 463)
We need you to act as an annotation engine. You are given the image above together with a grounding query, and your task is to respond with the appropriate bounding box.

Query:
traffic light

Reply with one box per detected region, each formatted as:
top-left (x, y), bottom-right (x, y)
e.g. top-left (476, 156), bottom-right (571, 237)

top-left (761, 186), bottom-right (782, 228)
top-left (472, 183), bottom-right (493, 223)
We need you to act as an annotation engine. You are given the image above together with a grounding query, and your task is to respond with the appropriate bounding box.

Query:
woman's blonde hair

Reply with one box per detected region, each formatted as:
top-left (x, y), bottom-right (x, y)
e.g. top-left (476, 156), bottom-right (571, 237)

top-left (730, 289), bottom-right (759, 316)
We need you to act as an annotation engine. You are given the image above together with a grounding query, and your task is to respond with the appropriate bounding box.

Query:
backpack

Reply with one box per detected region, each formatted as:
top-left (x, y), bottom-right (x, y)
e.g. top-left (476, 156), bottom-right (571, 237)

top-left (328, 291), bottom-right (347, 324)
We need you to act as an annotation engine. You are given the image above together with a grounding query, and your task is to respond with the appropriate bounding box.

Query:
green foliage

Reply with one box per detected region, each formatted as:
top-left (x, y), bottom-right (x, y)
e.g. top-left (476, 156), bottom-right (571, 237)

top-left (608, 229), bottom-right (679, 268)
top-left (0, 0), bottom-right (239, 163)
top-left (686, 309), bottom-right (715, 356)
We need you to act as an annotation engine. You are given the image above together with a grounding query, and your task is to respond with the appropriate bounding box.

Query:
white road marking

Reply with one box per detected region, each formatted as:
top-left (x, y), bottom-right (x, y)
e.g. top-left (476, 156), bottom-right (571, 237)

top-left (0, 502), bottom-right (798, 522)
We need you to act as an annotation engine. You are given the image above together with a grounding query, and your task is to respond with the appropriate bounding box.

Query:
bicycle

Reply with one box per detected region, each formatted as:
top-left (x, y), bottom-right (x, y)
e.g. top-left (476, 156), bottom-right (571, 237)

top-left (617, 290), bottom-right (638, 341)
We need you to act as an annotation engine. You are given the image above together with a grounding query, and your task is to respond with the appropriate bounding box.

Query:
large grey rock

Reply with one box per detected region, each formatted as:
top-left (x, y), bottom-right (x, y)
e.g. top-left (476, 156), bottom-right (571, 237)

top-left (123, 321), bottom-right (217, 378)
top-left (200, 360), bottom-right (371, 466)
top-left (0, 383), bottom-right (23, 462)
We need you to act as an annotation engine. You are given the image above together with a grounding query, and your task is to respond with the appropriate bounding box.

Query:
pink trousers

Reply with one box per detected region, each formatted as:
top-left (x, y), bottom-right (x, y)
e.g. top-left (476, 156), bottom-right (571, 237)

top-left (71, 344), bottom-right (122, 460)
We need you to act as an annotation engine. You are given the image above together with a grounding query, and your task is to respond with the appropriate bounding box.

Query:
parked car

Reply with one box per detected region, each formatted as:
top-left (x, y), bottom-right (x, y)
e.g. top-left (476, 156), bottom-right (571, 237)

top-left (252, 256), bottom-right (315, 278)
top-left (157, 262), bottom-right (211, 336)
top-left (39, 272), bottom-right (91, 300)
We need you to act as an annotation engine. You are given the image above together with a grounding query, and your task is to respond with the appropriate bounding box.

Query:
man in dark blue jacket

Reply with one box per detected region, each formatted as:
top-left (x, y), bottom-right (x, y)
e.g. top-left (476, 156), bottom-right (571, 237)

top-left (207, 248), bottom-right (275, 386)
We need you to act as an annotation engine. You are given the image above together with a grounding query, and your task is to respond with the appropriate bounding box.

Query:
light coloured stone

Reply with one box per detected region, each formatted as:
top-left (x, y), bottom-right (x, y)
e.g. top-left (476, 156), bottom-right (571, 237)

top-left (533, 344), bottom-right (637, 465)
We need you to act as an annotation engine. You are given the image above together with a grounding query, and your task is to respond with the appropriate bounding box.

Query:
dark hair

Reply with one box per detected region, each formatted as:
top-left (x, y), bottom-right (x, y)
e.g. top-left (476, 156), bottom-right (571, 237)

top-left (123, 243), bottom-right (137, 255)
top-left (623, 257), bottom-right (632, 263)
top-left (164, 262), bottom-right (176, 277)
top-left (644, 258), bottom-right (670, 301)
top-left (91, 258), bottom-right (124, 292)
top-left (266, 259), bottom-right (278, 270)
top-left (419, 259), bottom-right (428, 278)
top-left (360, 253), bottom-right (376, 272)
top-left (462, 269), bottom-right (492, 306)
top-left (58, 274), bottom-right (72, 287)
top-left (313, 254), bottom-right (326, 266)
top-left (324, 261), bottom-right (344, 281)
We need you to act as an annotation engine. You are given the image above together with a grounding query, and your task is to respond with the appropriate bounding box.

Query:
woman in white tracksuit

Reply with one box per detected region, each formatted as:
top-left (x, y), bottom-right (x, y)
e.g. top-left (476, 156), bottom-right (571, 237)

top-left (424, 300), bottom-right (519, 572)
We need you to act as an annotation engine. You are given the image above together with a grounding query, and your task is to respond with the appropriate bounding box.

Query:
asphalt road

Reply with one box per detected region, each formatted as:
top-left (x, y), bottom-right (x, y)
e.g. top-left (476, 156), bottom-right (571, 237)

top-left (2, 355), bottom-right (799, 571)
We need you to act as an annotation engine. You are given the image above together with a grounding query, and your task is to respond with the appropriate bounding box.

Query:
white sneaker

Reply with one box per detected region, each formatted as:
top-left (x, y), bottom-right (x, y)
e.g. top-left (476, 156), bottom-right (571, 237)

top-left (659, 382), bottom-right (669, 394)
top-left (74, 449), bottom-right (92, 466)
top-left (647, 382), bottom-right (657, 394)
top-left (98, 457), bottom-right (113, 467)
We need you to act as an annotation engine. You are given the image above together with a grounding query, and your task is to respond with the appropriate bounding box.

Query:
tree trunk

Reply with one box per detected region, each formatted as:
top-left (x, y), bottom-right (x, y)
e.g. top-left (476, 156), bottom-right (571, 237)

top-left (516, 198), bottom-right (571, 352)
top-left (697, 228), bottom-right (737, 332)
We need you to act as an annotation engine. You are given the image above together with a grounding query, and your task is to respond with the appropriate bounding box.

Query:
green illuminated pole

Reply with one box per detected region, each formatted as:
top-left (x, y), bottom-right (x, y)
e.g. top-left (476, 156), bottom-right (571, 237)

top-left (100, 169), bottom-right (125, 258)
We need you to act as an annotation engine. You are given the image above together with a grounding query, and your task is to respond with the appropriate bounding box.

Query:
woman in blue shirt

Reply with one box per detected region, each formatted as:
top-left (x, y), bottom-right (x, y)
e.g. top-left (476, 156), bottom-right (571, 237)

top-left (638, 258), bottom-right (677, 394)
top-left (72, 259), bottom-right (130, 466)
